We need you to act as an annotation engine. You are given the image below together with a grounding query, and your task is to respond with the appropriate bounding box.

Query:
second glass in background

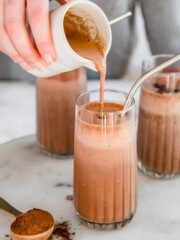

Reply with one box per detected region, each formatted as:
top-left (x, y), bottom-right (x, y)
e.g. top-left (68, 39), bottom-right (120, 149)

top-left (138, 55), bottom-right (180, 178)
top-left (36, 68), bottom-right (87, 158)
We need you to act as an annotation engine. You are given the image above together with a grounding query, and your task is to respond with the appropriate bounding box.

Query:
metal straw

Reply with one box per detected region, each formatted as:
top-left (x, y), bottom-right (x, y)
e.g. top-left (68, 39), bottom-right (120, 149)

top-left (123, 54), bottom-right (180, 114)
top-left (109, 11), bottom-right (132, 25)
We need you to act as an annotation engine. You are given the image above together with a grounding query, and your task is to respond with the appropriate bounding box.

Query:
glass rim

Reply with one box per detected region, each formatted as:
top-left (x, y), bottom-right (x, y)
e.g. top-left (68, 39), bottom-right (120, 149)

top-left (142, 54), bottom-right (174, 63)
top-left (76, 89), bottom-right (135, 115)
top-left (142, 54), bottom-right (175, 69)
top-left (142, 54), bottom-right (180, 75)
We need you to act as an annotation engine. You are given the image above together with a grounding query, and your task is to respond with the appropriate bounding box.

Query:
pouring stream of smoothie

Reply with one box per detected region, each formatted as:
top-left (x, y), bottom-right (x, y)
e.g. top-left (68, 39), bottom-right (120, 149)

top-left (64, 8), bottom-right (106, 112)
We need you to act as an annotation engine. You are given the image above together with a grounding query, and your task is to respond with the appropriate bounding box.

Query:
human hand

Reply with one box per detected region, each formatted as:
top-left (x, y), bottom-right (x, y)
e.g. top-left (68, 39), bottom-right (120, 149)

top-left (0, 0), bottom-right (69, 72)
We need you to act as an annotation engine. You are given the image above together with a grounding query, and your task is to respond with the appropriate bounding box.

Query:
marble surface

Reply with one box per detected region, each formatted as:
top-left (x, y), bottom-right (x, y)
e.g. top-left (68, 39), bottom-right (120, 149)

top-left (0, 80), bottom-right (179, 240)
top-left (0, 136), bottom-right (180, 240)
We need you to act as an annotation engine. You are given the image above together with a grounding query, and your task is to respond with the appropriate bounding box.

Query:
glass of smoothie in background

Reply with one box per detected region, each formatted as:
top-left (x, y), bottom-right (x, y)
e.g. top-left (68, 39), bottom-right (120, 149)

top-left (74, 90), bottom-right (137, 229)
top-left (138, 55), bottom-right (180, 178)
top-left (36, 68), bottom-right (87, 158)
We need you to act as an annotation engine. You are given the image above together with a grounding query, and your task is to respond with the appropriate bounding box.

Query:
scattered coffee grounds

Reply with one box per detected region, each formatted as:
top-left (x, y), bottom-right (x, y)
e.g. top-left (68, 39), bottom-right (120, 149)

top-left (55, 183), bottom-right (72, 188)
top-left (11, 209), bottom-right (54, 236)
top-left (66, 195), bottom-right (73, 201)
top-left (153, 83), bottom-right (180, 94)
top-left (174, 89), bottom-right (180, 93)
top-left (48, 221), bottom-right (74, 240)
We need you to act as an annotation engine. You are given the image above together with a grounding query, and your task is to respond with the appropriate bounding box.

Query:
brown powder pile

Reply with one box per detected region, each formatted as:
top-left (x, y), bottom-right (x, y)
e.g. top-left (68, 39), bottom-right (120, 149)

top-left (48, 222), bottom-right (74, 240)
top-left (11, 209), bottom-right (54, 236)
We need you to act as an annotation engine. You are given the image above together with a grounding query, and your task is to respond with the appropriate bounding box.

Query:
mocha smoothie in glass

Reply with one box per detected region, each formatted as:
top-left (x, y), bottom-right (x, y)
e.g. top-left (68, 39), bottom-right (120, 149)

top-left (138, 55), bottom-right (180, 178)
top-left (74, 90), bottom-right (137, 229)
top-left (67, 7), bottom-right (137, 229)
top-left (37, 68), bottom-right (86, 156)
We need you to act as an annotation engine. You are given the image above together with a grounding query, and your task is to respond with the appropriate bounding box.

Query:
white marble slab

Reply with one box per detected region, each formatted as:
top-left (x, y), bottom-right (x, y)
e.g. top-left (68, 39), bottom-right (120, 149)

top-left (0, 80), bottom-right (36, 144)
top-left (0, 136), bottom-right (180, 240)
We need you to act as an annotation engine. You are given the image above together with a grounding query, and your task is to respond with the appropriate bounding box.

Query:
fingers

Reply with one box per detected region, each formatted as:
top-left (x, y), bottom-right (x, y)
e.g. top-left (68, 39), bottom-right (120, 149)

top-left (27, 0), bottom-right (56, 65)
top-left (4, 0), bottom-right (45, 71)
top-left (1, 0), bottom-right (59, 72)
top-left (0, 0), bottom-right (31, 71)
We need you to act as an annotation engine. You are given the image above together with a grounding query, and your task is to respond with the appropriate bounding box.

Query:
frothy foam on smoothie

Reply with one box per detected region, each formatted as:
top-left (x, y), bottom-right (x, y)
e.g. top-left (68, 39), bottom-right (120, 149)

top-left (143, 74), bottom-right (180, 94)
top-left (77, 102), bottom-right (133, 137)
top-left (84, 102), bottom-right (123, 113)
top-left (141, 75), bottom-right (180, 115)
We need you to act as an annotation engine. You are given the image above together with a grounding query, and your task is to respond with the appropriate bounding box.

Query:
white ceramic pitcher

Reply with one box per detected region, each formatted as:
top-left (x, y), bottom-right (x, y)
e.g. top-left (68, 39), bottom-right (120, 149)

top-left (29, 0), bottom-right (112, 77)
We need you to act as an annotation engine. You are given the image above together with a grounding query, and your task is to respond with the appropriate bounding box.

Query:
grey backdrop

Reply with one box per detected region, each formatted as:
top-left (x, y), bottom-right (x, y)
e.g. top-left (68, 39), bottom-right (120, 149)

top-left (0, 0), bottom-right (179, 80)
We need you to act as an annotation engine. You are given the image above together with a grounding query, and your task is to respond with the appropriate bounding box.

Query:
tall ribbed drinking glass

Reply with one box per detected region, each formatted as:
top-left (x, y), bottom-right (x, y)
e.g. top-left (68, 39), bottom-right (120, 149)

top-left (36, 68), bottom-right (87, 158)
top-left (74, 89), bottom-right (137, 229)
top-left (138, 55), bottom-right (180, 178)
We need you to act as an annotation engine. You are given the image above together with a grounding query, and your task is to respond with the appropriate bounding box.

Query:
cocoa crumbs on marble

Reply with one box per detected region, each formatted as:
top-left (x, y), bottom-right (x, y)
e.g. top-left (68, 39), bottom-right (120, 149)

top-left (66, 195), bottom-right (73, 201)
top-left (48, 221), bottom-right (74, 240)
